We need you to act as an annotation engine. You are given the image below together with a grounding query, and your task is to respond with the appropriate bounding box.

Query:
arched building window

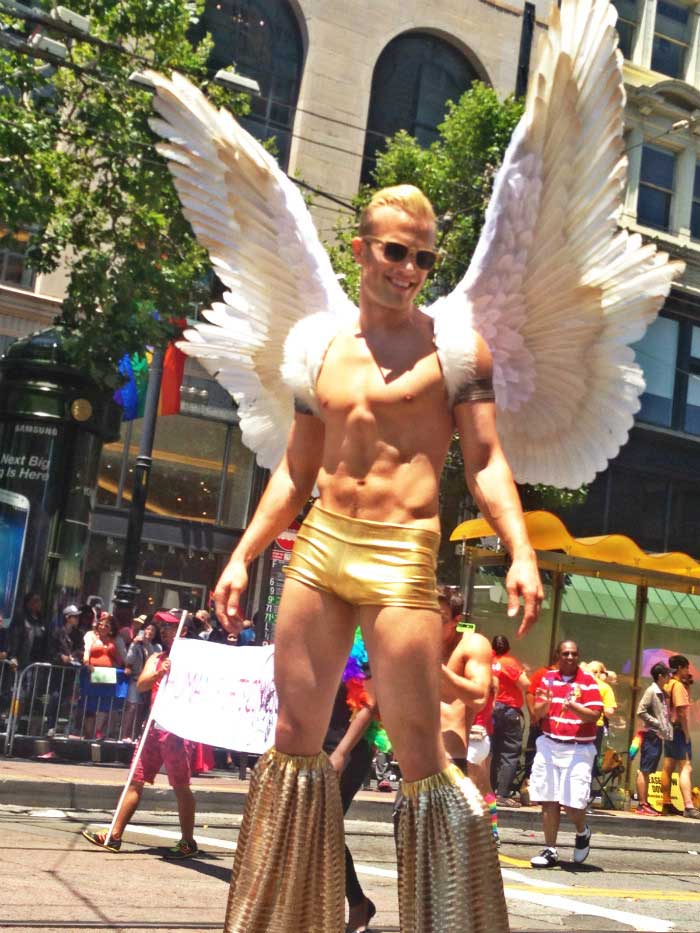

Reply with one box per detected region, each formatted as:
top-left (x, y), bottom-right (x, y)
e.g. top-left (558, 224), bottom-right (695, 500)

top-left (362, 32), bottom-right (480, 183)
top-left (192, 1), bottom-right (304, 169)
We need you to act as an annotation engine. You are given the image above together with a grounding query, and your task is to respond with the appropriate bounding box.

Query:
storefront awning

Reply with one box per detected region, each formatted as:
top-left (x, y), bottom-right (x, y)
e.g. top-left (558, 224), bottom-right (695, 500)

top-left (450, 510), bottom-right (700, 580)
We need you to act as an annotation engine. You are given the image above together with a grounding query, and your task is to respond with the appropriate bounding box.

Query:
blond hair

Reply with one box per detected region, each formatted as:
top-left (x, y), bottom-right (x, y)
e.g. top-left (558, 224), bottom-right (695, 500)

top-left (358, 184), bottom-right (436, 236)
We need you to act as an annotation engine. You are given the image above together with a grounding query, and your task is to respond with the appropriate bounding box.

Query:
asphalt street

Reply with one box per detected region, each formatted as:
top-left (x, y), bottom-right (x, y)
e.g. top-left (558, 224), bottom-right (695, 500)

top-left (1, 803), bottom-right (699, 932)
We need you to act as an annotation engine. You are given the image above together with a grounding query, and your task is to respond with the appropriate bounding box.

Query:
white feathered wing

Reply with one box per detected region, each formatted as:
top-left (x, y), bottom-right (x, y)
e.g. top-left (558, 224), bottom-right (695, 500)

top-left (430, 0), bottom-right (684, 489)
top-left (146, 71), bottom-right (355, 469)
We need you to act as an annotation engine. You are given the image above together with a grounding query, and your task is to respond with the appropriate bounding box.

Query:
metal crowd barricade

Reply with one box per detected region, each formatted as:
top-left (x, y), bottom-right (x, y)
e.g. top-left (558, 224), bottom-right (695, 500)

top-left (0, 658), bottom-right (19, 754)
top-left (6, 662), bottom-right (137, 758)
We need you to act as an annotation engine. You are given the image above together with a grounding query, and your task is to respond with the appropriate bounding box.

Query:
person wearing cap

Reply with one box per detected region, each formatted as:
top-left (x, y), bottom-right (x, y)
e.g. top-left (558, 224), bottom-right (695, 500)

top-left (635, 662), bottom-right (673, 815)
top-left (83, 610), bottom-right (199, 857)
top-left (50, 605), bottom-right (82, 666)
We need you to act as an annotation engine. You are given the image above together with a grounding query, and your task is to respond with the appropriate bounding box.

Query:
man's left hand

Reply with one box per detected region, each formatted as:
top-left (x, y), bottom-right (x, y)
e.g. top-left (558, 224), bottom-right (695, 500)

top-left (506, 550), bottom-right (544, 637)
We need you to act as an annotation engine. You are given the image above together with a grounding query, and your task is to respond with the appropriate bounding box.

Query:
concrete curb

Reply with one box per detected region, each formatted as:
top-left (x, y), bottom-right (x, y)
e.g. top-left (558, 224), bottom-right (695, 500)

top-left (2, 774), bottom-right (700, 841)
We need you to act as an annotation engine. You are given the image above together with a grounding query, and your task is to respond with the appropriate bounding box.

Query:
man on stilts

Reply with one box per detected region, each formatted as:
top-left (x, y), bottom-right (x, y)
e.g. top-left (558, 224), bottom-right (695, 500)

top-left (214, 184), bottom-right (540, 933)
top-left (146, 1), bottom-right (684, 927)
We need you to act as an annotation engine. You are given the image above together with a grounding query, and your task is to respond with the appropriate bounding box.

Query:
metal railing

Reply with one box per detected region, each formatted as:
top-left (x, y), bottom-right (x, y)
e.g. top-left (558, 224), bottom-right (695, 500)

top-left (4, 661), bottom-right (253, 776)
top-left (5, 662), bottom-right (143, 758)
top-left (0, 658), bottom-right (19, 754)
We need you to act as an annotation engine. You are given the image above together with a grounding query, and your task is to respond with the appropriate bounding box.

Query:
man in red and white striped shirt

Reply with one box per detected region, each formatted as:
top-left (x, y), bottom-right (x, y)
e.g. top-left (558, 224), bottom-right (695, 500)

top-left (529, 640), bottom-right (603, 868)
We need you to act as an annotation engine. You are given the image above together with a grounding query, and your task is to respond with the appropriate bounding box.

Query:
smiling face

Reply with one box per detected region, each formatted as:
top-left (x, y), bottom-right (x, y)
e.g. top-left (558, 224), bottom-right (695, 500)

top-left (558, 641), bottom-right (579, 677)
top-left (352, 206), bottom-right (435, 314)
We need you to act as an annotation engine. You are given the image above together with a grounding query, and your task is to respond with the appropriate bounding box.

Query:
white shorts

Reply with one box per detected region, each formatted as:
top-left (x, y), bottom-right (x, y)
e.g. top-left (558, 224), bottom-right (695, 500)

top-left (529, 734), bottom-right (596, 810)
top-left (467, 732), bottom-right (491, 766)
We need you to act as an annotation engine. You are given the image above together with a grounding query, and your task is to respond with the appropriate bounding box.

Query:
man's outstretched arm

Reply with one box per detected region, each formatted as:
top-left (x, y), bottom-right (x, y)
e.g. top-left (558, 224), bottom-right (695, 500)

top-left (455, 334), bottom-right (543, 637)
top-left (214, 412), bottom-right (325, 629)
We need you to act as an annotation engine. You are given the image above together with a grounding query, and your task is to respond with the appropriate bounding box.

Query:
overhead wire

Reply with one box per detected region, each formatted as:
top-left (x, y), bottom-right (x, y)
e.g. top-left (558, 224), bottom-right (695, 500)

top-left (0, 99), bottom-right (358, 213)
top-left (0, 0), bottom-right (393, 141)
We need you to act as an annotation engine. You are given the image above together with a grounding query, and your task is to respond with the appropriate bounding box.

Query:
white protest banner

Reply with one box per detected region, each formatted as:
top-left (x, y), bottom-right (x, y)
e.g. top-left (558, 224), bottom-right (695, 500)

top-left (151, 639), bottom-right (277, 754)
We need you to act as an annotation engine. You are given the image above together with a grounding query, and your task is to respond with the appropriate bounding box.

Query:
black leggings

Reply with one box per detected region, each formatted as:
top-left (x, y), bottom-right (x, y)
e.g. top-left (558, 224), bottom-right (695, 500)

top-left (339, 738), bottom-right (373, 907)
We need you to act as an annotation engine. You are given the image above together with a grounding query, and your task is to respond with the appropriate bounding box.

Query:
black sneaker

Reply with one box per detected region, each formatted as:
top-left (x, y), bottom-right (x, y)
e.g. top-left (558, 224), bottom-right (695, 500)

top-left (573, 824), bottom-right (591, 864)
top-left (661, 802), bottom-right (684, 816)
top-left (684, 807), bottom-right (700, 820)
top-left (531, 846), bottom-right (558, 867)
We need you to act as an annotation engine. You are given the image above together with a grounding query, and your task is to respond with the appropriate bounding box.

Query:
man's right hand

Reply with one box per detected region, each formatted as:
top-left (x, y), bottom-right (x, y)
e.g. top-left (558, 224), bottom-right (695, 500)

top-left (214, 558), bottom-right (248, 633)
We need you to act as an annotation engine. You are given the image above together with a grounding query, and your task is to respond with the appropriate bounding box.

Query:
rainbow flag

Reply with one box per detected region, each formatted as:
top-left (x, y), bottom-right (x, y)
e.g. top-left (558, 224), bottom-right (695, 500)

top-left (114, 341), bottom-right (185, 420)
top-left (157, 342), bottom-right (186, 416)
top-left (114, 352), bottom-right (151, 421)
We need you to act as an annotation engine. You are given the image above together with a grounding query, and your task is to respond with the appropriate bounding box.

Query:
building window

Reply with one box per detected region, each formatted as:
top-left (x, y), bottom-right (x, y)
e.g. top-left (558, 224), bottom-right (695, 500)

top-left (633, 314), bottom-right (679, 426)
top-left (0, 229), bottom-right (36, 290)
top-left (361, 33), bottom-right (479, 183)
top-left (691, 163), bottom-right (700, 239)
top-left (97, 412), bottom-right (255, 528)
top-left (651, 0), bottom-right (690, 78)
top-left (191, 0), bottom-right (304, 170)
top-left (637, 145), bottom-right (675, 231)
top-left (683, 324), bottom-right (700, 434)
top-left (612, 0), bottom-right (638, 59)
top-left (633, 300), bottom-right (700, 438)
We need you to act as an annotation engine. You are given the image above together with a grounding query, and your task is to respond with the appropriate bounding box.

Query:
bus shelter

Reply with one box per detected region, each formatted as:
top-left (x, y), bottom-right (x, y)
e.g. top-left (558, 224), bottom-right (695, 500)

top-left (450, 511), bottom-right (700, 796)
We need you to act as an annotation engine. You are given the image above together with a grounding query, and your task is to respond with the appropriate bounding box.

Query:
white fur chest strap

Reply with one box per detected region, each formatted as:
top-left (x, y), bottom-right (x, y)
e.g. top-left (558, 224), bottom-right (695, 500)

top-left (431, 298), bottom-right (478, 408)
top-left (281, 312), bottom-right (345, 415)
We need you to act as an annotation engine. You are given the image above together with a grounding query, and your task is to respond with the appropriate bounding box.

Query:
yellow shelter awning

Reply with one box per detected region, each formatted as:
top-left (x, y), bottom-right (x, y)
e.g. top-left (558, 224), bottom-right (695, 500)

top-left (449, 510), bottom-right (700, 580)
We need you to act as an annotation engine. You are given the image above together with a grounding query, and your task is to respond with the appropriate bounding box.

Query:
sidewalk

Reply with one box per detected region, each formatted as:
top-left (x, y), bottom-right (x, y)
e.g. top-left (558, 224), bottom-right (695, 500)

top-left (2, 755), bottom-right (700, 841)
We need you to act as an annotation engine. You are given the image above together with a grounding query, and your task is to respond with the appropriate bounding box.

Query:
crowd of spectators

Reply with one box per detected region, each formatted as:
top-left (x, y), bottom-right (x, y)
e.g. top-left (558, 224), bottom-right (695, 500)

top-left (0, 595), bottom-right (258, 747)
top-left (2, 592), bottom-right (698, 829)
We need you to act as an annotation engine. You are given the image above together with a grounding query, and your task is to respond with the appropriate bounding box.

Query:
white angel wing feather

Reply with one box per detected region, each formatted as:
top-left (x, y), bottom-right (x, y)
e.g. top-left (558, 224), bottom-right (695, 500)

top-left (146, 71), bottom-right (355, 469)
top-left (433, 0), bottom-right (684, 489)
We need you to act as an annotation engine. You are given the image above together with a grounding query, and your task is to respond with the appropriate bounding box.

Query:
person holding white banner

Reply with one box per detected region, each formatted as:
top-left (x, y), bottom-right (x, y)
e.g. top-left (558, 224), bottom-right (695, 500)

top-left (82, 612), bottom-right (198, 859)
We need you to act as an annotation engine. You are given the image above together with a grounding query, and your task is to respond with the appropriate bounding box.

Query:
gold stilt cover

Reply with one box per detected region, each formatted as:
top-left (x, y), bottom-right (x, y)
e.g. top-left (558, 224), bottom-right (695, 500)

top-left (224, 748), bottom-right (345, 933)
top-left (396, 764), bottom-right (510, 933)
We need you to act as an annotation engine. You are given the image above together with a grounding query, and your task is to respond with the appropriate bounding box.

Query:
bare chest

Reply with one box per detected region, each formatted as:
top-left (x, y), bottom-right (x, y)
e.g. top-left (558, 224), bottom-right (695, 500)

top-left (316, 334), bottom-right (447, 417)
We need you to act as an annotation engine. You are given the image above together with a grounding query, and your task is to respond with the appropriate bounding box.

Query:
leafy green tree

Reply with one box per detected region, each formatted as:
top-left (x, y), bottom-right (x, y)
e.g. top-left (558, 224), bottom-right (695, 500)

top-left (0, 0), bottom-right (250, 389)
top-left (328, 85), bottom-right (586, 580)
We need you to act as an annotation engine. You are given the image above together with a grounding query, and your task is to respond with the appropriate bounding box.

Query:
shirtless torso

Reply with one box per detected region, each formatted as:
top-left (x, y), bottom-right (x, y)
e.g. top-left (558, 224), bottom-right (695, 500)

top-left (315, 308), bottom-right (452, 531)
top-left (440, 624), bottom-right (494, 762)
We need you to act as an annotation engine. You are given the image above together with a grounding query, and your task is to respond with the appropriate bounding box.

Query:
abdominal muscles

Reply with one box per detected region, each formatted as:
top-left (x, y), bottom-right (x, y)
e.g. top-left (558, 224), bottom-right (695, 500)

top-left (316, 404), bottom-right (453, 528)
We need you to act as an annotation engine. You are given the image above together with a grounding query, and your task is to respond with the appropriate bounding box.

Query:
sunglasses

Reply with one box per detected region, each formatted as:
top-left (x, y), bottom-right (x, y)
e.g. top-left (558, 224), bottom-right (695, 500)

top-left (363, 236), bottom-right (439, 271)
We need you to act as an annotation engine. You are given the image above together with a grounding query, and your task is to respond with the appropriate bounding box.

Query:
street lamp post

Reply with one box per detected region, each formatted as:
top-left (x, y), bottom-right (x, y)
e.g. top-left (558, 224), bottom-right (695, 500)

top-left (112, 348), bottom-right (164, 616)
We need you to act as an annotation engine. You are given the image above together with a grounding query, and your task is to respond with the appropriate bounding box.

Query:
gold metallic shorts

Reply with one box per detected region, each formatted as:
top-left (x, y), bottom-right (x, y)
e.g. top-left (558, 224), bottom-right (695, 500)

top-left (283, 502), bottom-right (440, 610)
